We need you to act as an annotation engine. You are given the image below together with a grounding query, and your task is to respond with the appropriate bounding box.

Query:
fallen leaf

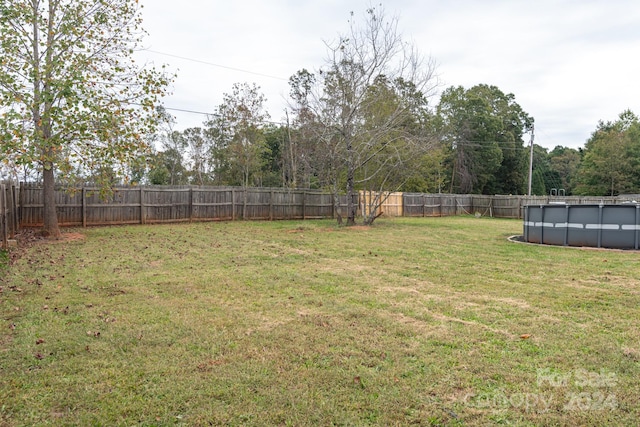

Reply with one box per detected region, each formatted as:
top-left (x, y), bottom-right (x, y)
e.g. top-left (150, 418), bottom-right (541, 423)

top-left (36, 338), bottom-right (45, 345)
top-left (520, 334), bottom-right (531, 339)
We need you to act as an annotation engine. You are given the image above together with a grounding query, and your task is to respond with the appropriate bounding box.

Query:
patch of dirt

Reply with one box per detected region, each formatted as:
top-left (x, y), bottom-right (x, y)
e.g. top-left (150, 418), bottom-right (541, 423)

top-left (58, 232), bottom-right (85, 242)
top-left (5, 229), bottom-right (85, 267)
top-left (14, 228), bottom-right (85, 245)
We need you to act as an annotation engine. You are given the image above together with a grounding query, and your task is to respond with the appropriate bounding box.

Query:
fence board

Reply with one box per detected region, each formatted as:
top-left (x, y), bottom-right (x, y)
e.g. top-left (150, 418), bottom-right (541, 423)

top-left (1, 184), bottom-right (7, 249)
top-left (1, 182), bottom-right (19, 248)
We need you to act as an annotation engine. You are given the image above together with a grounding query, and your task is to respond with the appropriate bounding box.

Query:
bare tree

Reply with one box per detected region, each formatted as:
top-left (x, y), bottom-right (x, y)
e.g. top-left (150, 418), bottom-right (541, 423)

top-left (290, 5), bottom-right (438, 225)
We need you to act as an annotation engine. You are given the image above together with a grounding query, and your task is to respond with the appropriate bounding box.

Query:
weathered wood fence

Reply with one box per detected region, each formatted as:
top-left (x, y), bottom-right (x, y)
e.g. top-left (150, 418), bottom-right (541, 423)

top-left (402, 194), bottom-right (524, 218)
top-left (14, 183), bottom-right (640, 235)
top-left (401, 193), bottom-right (640, 219)
top-left (1, 181), bottom-right (19, 249)
top-left (19, 184), bottom-right (354, 227)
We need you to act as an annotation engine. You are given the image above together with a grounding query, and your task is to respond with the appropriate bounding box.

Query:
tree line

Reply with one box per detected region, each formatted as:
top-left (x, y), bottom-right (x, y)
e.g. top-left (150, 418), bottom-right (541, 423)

top-left (137, 96), bottom-right (640, 200)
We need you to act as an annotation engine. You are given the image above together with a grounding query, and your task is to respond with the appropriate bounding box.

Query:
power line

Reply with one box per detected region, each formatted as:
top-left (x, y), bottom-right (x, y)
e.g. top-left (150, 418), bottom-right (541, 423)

top-left (162, 105), bottom-right (287, 127)
top-left (163, 106), bottom-right (211, 116)
top-left (144, 49), bottom-right (289, 82)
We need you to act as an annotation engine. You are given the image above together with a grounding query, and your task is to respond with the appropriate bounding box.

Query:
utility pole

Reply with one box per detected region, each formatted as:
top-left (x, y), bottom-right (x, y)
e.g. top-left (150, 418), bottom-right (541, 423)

top-left (527, 125), bottom-right (535, 196)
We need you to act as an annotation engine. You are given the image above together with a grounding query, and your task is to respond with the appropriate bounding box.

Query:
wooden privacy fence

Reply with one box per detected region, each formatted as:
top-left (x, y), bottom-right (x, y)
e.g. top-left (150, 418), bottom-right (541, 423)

top-left (19, 184), bottom-right (354, 227)
top-left (17, 183), bottom-right (640, 229)
top-left (401, 193), bottom-right (640, 219)
top-left (1, 181), bottom-right (19, 249)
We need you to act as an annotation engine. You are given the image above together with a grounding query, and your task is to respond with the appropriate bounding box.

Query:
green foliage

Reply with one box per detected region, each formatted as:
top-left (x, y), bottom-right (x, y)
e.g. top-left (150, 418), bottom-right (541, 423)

top-left (145, 147), bottom-right (190, 186)
top-left (548, 145), bottom-right (581, 195)
top-left (0, 0), bottom-right (173, 234)
top-left (531, 168), bottom-right (546, 195)
top-left (0, 0), bottom-right (172, 172)
top-left (437, 85), bottom-right (533, 194)
top-left (182, 127), bottom-right (212, 185)
top-left (260, 125), bottom-right (287, 187)
top-left (401, 143), bottom-right (448, 193)
top-left (574, 110), bottom-right (640, 196)
top-left (205, 83), bottom-right (270, 187)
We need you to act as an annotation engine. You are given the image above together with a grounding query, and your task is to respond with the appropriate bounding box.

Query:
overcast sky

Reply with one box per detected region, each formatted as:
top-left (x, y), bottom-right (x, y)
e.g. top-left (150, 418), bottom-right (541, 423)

top-left (136, 0), bottom-right (640, 150)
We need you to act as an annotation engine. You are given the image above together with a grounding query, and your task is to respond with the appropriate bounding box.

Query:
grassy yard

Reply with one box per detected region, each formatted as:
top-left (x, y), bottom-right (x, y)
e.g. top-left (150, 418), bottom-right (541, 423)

top-left (1, 217), bottom-right (639, 426)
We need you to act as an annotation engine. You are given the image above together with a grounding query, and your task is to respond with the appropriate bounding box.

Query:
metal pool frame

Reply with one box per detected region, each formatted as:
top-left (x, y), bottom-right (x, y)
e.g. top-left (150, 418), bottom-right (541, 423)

top-left (523, 203), bottom-right (640, 249)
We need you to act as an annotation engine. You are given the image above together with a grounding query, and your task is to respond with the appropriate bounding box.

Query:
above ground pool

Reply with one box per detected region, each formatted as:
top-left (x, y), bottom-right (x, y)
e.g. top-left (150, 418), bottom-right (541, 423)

top-left (523, 203), bottom-right (640, 249)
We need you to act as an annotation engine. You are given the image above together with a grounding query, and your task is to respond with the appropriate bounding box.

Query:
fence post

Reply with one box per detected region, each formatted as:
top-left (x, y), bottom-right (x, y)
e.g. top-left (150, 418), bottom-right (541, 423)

top-left (11, 183), bottom-right (18, 235)
top-left (519, 196), bottom-right (523, 219)
top-left (189, 187), bottom-right (194, 222)
top-left (231, 189), bottom-right (236, 221)
top-left (82, 187), bottom-right (87, 227)
top-left (243, 188), bottom-right (248, 220)
top-left (140, 186), bottom-right (145, 225)
top-left (2, 184), bottom-right (8, 249)
top-left (269, 189), bottom-right (274, 221)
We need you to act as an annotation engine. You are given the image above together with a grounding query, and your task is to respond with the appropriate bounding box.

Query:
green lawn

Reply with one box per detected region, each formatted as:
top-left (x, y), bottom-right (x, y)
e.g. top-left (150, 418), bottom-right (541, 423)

top-left (1, 217), bottom-right (639, 426)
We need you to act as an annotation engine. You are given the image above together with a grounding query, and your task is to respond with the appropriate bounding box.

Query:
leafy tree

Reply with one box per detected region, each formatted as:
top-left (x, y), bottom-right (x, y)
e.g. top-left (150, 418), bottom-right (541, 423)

top-left (182, 127), bottom-right (210, 185)
top-left (355, 75), bottom-right (435, 223)
top-left (437, 85), bottom-right (533, 194)
top-left (528, 144), bottom-right (563, 196)
top-left (401, 141), bottom-right (448, 193)
top-left (261, 124), bottom-right (287, 188)
top-left (146, 147), bottom-right (188, 185)
top-left (146, 150), bottom-right (170, 185)
top-left (206, 83), bottom-right (270, 190)
top-left (286, 69), bottom-right (319, 189)
top-left (153, 107), bottom-right (188, 185)
top-left (0, 0), bottom-right (172, 237)
top-left (548, 145), bottom-right (580, 195)
top-left (575, 110), bottom-right (640, 196)
top-left (531, 168), bottom-right (546, 196)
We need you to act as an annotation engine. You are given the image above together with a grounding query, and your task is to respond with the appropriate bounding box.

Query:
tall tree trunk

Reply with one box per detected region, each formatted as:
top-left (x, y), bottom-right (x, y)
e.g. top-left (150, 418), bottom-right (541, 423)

top-left (346, 138), bottom-right (356, 226)
top-left (42, 161), bottom-right (61, 238)
top-left (331, 181), bottom-right (343, 225)
top-left (346, 168), bottom-right (356, 225)
top-left (32, 1), bottom-right (61, 239)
